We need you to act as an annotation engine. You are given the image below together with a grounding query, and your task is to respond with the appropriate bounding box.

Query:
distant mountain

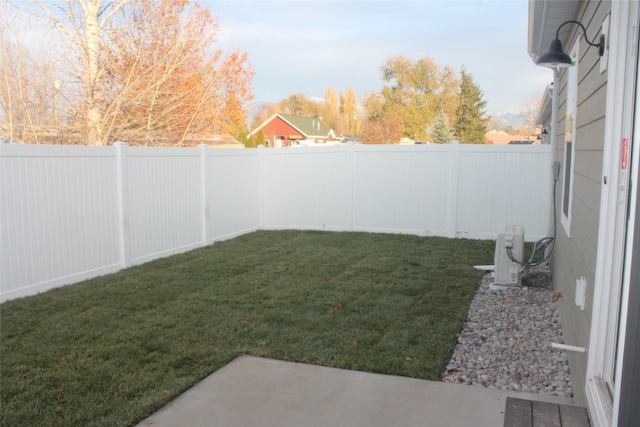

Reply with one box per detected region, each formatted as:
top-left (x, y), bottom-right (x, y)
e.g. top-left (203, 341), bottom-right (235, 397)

top-left (492, 110), bottom-right (524, 128)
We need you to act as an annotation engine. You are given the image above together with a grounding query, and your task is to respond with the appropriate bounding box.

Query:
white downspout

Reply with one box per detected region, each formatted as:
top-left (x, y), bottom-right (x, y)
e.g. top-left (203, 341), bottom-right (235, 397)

top-left (551, 69), bottom-right (559, 160)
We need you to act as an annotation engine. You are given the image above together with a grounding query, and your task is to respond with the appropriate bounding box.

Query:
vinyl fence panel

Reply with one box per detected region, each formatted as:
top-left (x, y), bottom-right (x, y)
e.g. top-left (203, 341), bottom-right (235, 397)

top-left (123, 146), bottom-right (204, 265)
top-left (208, 148), bottom-right (262, 241)
top-left (0, 144), bottom-right (121, 301)
top-left (351, 145), bottom-right (454, 236)
top-left (455, 144), bottom-right (553, 241)
top-left (262, 146), bottom-right (352, 231)
top-left (1, 142), bottom-right (553, 302)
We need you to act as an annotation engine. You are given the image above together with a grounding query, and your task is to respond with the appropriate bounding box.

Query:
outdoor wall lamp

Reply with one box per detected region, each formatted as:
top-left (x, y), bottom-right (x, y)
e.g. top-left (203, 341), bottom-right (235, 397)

top-left (536, 20), bottom-right (605, 68)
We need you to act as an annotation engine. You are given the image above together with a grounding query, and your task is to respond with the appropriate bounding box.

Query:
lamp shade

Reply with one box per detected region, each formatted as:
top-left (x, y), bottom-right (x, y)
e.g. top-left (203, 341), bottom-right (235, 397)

top-left (536, 39), bottom-right (574, 68)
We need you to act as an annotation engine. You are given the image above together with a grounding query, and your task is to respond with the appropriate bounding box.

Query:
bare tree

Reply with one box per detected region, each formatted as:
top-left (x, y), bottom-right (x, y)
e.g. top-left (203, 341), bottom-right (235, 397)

top-left (99, 0), bottom-right (253, 146)
top-left (25, 0), bottom-right (253, 146)
top-left (0, 1), bottom-right (63, 142)
top-left (34, 0), bottom-right (132, 145)
top-left (519, 94), bottom-right (543, 135)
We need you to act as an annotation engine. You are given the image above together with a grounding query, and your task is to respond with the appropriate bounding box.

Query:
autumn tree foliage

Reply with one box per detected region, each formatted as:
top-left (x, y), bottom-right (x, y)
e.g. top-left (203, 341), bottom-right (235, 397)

top-left (339, 86), bottom-right (359, 135)
top-left (453, 66), bottom-right (488, 144)
top-left (359, 55), bottom-right (466, 144)
top-left (380, 56), bottom-right (438, 140)
top-left (280, 93), bottom-right (319, 117)
top-left (436, 65), bottom-right (461, 125)
top-left (323, 88), bottom-right (340, 131)
top-left (249, 87), bottom-right (360, 137)
top-left (377, 55), bottom-right (460, 141)
top-left (102, 0), bottom-right (253, 145)
top-left (360, 92), bottom-right (403, 144)
top-left (361, 113), bottom-right (403, 145)
top-left (25, 0), bottom-right (253, 145)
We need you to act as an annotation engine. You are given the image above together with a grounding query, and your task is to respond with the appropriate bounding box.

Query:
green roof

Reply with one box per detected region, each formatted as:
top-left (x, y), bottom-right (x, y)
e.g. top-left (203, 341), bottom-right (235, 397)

top-left (278, 114), bottom-right (342, 139)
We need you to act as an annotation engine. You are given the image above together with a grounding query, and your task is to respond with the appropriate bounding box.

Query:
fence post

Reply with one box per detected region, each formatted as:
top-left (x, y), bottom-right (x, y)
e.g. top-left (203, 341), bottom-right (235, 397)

top-left (345, 141), bottom-right (355, 231)
top-left (258, 145), bottom-right (265, 230)
top-left (446, 141), bottom-right (460, 238)
top-left (114, 142), bottom-right (131, 267)
top-left (200, 144), bottom-right (209, 246)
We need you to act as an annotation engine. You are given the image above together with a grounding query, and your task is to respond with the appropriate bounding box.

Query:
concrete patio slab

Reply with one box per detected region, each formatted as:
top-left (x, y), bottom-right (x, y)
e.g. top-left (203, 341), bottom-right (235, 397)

top-left (135, 355), bottom-right (575, 427)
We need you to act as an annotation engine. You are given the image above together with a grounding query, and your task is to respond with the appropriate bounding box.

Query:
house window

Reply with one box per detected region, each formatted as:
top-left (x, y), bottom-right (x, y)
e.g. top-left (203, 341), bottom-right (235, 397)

top-left (561, 40), bottom-right (579, 235)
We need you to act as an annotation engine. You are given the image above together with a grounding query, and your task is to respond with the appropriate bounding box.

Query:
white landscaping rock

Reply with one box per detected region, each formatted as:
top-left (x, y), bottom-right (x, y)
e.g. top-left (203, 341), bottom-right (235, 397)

top-left (441, 268), bottom-right (573, 398)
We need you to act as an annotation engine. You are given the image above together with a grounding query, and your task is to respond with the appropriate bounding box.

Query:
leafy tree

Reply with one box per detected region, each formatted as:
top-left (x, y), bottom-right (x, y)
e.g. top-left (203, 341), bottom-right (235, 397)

top-left (322, 87), bottom-right (340, 130)
top-left (431, 110), bottom-right (454, 144)
top-left (376, 56), bottom-right (462, 141)
top-left (219, 84), bottom-right (249, 136)
top-left (361, 108), bottom-right (404, 145)
top-left (436, 65), bottom-right (460, 123)
top-left (281, 93), bottom-right (320, 117)
top-left (339, 86), bottom-right (359, 135)
top-left (361, 90), bottom-right (413, 144)
top-left (453, 66), bottom-right (488, 143)
top-left (379, 55), bottom-right (442, 140)
top-left (362, 91), bottom-right (384, 121)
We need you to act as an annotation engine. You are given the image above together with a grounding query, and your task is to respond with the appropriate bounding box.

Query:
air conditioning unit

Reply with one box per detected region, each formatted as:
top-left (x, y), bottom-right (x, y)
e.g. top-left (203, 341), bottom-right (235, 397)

top-left (494, 225), bottom-right (524, 286)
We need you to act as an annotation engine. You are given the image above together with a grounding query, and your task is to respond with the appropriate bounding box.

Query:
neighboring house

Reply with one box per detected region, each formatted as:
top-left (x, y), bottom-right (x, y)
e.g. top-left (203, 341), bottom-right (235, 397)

top-left (485, 130), bottom-right (538, 145)
top-left (536, 83), bottom-right (554, 146)
top-left (529, 1), bottom-right (639, 426)
top-left (206, 134), bottom-right (244, 149)
top-left (248, 113), bottom-right (342, 148)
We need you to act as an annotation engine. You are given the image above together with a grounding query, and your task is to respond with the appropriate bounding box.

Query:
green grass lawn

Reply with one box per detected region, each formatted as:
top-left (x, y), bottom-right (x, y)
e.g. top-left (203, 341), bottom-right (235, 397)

top-left (1, 230), bottom-right (494, 427)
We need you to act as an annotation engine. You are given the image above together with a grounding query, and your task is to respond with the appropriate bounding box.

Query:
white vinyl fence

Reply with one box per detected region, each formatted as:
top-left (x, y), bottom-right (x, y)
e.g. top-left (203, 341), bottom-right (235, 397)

top-left (0, 142), bottom-right (553, 301)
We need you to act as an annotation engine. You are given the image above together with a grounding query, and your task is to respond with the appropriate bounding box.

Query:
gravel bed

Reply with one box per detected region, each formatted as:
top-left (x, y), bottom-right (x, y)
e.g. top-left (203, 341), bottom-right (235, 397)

top-left (441, 268), bottom-right (573, 398)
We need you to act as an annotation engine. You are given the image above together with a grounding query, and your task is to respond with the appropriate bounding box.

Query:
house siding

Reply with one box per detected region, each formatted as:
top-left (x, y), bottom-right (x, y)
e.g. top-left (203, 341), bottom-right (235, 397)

top-left (257, 117), bottom-right (302, 147)
top-left (551, 0), bottom-right (610, 408)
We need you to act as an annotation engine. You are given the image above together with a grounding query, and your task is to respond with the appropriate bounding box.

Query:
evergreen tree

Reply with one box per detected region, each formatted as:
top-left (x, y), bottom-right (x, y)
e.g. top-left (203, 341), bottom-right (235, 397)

top-left (236, 130), bottom-right (255, 148)
top-left (256, 130), bottom-right (266, 147)
top-left (431, 110), bottom-right (454, 143)
top-left (454, 67), bottom-right (488, 143)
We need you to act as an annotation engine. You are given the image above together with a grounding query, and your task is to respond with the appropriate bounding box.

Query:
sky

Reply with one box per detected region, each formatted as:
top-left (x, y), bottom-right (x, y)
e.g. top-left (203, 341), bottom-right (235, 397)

top-left (205, 0), bottom-right (553, 120)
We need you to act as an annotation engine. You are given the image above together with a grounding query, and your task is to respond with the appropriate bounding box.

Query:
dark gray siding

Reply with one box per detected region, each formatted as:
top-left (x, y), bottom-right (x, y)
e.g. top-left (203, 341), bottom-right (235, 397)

top-left (550, 0), bottom-right (610, 407)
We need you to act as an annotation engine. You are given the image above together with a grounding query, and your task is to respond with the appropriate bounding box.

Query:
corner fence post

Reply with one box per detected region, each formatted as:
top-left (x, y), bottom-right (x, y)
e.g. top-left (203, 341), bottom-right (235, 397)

top-left (447, 141), bottom-right (460, 238)
top-left (258, 145), bottom-right (265, 230)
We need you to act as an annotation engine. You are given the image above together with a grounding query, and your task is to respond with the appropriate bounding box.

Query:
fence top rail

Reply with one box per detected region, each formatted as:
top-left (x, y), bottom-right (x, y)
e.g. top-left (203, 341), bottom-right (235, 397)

top-left (0, 143), bottom-right (116, 158)
top-left (1, 141), bottom-right (553, 158)
top-left (350, 143), bottom-right (551, 153)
